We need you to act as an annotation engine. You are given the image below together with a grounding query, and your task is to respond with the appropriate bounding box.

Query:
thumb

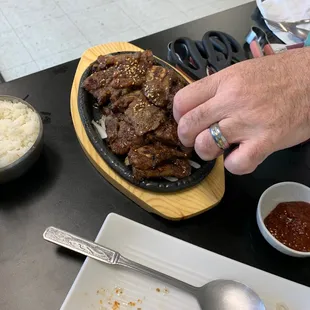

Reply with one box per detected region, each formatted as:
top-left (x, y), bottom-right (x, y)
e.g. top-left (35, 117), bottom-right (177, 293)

top-left (224, 141), bottom-right (269, 175)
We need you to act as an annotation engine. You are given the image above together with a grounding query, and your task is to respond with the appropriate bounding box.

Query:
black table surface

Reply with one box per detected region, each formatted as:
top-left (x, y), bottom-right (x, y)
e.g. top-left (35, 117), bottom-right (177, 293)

top-left (1, 2), bottom-right (310, 309)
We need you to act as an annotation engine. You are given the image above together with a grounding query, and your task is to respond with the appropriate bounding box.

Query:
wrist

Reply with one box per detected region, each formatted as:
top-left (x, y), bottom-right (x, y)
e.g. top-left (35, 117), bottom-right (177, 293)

top-left (300, 48), bottom-right (310, 133)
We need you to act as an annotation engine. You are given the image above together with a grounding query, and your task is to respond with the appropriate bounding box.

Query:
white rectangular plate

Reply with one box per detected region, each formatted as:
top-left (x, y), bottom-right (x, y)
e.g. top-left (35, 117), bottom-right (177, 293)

top-left (61, 213), bottom-right (309, 310)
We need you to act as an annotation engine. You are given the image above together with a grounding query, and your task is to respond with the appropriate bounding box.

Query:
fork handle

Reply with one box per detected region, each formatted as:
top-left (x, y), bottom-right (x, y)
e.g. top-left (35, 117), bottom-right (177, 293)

top-left (43, 226), bottom-right (119, 264)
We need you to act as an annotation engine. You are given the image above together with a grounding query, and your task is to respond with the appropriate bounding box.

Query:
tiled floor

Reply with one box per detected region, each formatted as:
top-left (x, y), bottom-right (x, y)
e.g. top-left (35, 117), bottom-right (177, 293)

top-left (0, 0), bottom-right (252, 81)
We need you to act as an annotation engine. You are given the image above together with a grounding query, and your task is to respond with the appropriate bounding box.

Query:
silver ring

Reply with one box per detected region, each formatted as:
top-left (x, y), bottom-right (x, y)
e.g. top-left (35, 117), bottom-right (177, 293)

top-left (209, 123), bottom-right (230, 150)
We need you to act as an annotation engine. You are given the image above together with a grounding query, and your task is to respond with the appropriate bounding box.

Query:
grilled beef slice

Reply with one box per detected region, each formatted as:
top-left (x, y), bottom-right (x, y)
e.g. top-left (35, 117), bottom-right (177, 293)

top-left (105, 114), bottom-right (144, 155)
top-left (128, 143), bottom-right (188, 170)
top-left (133, 159), bottom-right (191, 180)
top-left (125, 100), bottom-right (166, 136)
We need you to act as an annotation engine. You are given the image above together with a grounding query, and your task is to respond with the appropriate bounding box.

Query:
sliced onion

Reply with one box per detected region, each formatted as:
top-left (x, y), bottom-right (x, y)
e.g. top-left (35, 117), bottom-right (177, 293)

top-left (98, 115), bottom-right (106, 128)
top-left (92, 120), bottom-right (107, 139)
top-left (124, 156), bottom-right (130, 166)
top-left (163, 176), bottom-right (178, 182)
top-left (188, 159), bottom-right (201, 169)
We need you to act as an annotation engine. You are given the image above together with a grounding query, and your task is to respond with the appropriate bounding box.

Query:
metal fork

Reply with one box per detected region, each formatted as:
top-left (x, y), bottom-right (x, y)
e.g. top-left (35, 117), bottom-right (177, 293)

top-left (264, 18), bottom-right (310, 41)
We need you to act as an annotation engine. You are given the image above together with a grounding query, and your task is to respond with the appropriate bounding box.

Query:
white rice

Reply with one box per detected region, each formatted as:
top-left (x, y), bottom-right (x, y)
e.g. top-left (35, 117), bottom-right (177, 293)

top-left (0, 99), bottom-right (40, 168)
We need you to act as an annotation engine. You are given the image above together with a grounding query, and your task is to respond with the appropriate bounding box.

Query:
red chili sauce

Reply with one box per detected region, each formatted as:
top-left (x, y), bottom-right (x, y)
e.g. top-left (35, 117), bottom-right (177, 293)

top-left (264, 201), bottom-right (310, 252)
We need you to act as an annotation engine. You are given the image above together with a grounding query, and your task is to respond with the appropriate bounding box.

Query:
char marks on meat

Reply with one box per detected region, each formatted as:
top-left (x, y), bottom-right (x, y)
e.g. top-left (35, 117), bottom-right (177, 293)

top-left (111, 90), bottom-right (146, 113)
top-left (90, 87), bottom-right (133, 106)
top-left (128, 143), bottom-right (188, 170)
top-left (133, 159), bottom-right (191, 181)
top-left (89, 87), bottom-right (111, 105)
top-left (83, 51), bottom-right (153, 105)
top-left (125, 100), bottom-right (166, 136)
top-left (105, 114), bottom-right (144, 155)
top-left (93, 51), bottom-right (153, 72)
top-left (110, 88), bottom-right (131, 103)
top-left (143, 66), bottom-right (186, 108)
top-left (147, 118), bottom-right (179, 146)
top-left (83, 67), bottom-right (114, 91)
top-left (84, 50), bottom-right (192, 180)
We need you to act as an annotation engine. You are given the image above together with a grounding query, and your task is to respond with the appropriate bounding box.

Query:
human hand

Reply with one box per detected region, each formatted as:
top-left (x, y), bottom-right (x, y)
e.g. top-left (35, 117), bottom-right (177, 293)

top-left (173, 48), bottom-right (310, 175)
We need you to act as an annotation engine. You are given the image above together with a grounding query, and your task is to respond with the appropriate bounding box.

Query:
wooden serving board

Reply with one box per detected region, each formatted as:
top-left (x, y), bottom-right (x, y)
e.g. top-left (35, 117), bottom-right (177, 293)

top-left (70, 42), bottom-right (225, 220)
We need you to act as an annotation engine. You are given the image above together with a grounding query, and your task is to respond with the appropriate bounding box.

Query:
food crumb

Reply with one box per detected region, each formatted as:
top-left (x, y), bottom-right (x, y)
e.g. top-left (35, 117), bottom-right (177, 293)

top-left (95, 287), bottom-right (145, 309)
top-left (112, 301), bottom-right (120, 310)
top-left (156, 288), bottom-right (160, 292)
top-left (97, 288), bottom-right (106, 296)
top-left (163, 287), bottom-right (169, 294)
top-left (115, 287), bottom-right (124, 296)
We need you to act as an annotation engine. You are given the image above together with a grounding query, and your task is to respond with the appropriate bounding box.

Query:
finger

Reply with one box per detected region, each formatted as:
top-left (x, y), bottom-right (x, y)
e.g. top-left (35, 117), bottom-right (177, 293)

top-left (194, 130), bottom-right (223, 161)
top-left (173, 74), bottom-right (220, 123)
top-left (224, 141), bottom-right (270, 175)
top-left (178, 96), bottom-right (231, 147)
top-left (194, 119), bottom-right (237, 161)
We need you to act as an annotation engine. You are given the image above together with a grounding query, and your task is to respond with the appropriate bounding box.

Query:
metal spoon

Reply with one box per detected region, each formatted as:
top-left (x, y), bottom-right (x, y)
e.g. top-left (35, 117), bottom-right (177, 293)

top-left (43, 227), bottom-right (266, 310)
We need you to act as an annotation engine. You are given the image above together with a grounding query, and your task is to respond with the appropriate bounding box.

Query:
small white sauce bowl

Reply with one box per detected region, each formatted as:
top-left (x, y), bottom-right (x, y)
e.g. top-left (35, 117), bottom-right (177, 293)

top-left (257, 182), bottom-right (310, 257)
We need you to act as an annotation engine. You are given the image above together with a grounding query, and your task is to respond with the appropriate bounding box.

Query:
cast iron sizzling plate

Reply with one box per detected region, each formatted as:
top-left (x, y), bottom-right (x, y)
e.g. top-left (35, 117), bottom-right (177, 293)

top-left (78, 51), bottom-right (215, 192)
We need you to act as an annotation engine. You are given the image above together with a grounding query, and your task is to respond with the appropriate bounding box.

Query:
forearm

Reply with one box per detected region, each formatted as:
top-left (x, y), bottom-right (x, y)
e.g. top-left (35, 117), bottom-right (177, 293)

top-left (304, 48), bottom-right (310, 132)
top-left (285, 47), bottom-right (310, 138)
top-left (299, 47), bottom-right (310, 136)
